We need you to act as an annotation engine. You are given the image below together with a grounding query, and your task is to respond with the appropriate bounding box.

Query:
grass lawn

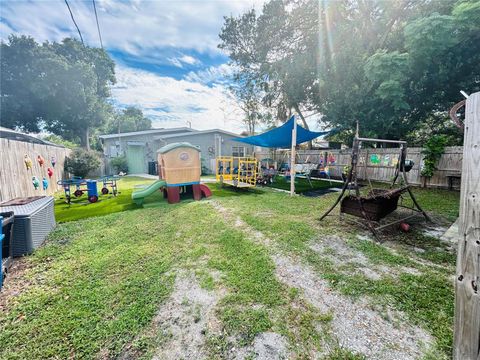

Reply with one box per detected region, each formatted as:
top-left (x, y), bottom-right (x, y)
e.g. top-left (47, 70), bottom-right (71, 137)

top-left (0, 179), bottom-right (460, 359)
top-left (266, 175), bottom-right (341, 193)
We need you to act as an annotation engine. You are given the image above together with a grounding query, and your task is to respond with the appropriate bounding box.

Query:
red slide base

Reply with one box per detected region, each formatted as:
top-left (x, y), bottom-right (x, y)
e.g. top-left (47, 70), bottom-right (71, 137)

top-left (192, 184), bottom-right (202, 201)
top-left (167, 186), bottom-right (180, 204)
top-left (199, 184), bottom-right (212, 198)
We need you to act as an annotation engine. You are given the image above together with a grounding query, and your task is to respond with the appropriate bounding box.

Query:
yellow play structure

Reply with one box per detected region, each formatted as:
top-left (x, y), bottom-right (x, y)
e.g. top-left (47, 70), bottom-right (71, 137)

top-left (216, 156), bottom-right (258, 188)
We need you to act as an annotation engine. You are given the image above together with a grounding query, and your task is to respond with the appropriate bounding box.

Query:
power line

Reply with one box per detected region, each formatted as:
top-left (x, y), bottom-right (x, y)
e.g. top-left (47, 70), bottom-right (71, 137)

top-left (92, 0), bottom-right (103, 49)
top-left (64, 0), bottom-right (84, 45)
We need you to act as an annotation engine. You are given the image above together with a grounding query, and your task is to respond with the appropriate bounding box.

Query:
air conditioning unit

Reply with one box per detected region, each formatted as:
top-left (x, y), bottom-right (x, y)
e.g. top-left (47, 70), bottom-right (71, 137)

top-left (0, 196), bottom-right (55, 256)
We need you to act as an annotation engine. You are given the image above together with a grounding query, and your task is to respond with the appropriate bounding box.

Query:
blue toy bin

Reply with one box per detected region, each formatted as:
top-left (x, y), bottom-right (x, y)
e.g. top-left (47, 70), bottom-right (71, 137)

top-left (0, 211), bottom-right (15, 290)
top-left (86, 180), bottom-right (99, 203)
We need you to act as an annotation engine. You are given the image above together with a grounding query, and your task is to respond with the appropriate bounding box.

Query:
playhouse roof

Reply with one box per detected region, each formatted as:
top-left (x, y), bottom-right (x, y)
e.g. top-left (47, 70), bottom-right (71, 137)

top-left (157, 142), bottom-right (200, 154)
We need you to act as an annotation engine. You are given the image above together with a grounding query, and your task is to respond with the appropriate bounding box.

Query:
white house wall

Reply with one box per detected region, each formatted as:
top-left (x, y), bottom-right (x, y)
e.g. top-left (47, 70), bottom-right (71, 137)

top-left (102, 131), bottom-right (252, 174)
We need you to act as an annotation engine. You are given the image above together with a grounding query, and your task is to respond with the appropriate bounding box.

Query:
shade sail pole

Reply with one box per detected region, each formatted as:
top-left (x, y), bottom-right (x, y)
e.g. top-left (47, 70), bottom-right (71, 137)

top-left (290, 116), bottom-right (297, 196)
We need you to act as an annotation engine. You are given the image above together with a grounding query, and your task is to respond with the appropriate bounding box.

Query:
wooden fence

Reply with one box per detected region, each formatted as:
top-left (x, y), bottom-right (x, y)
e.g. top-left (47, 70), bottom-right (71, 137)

top-left (454, 91), bottom-right (480, 359)
top-left (0, 138), bottom-right (71, 202)
top-left (255, 146), bottom-right (463, 188)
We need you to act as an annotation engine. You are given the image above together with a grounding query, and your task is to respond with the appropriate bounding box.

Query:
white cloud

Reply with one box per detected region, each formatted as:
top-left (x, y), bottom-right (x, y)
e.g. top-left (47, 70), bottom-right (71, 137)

top-left (112, 65), bottom-right (246, 133)
top-left (168, 57), bottom-right (184, 68)
top-left (0, 0), bottom-right (265, 57)
top-left (168, 54), bottom-right (201, 68)
top-left (179, 55), bottom-right (200, 65)
top-left (184, 63), bottom-right (234, 84)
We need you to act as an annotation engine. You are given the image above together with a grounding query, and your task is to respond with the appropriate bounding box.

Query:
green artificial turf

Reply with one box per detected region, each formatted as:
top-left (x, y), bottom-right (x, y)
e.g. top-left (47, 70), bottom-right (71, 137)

top-left (266, 175), bottom-right (341, 193)
top-left (55, 176), bottom-right (166, 223)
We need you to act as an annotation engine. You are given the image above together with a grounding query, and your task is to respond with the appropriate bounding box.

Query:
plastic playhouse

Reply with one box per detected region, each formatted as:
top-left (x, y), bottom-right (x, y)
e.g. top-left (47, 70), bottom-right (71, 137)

top-left (132, 142), bottom-right (212, 205)
top-left (216, 156), bottom-right (258, 188)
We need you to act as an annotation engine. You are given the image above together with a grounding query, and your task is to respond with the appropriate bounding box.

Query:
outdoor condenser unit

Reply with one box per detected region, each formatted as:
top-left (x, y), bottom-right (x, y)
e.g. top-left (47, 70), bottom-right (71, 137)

top-left (0, 196), bottom-right (56, 256)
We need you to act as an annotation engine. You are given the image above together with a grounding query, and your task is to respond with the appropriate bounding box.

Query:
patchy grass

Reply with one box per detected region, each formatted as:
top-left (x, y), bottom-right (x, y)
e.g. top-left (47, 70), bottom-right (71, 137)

top-left (0, 204), bottom-right (181, 359)
top-left (211, 183), bottom-right (458, 357)
top-left (1, 179), bottom-right (459, 359)
top-left (2, 196), bottom-right (328, 359)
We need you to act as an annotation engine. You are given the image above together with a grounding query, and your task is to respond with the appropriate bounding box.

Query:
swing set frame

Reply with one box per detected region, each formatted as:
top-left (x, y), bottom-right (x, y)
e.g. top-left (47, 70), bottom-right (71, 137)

top-left (319, 133), bottom-right (430, 240)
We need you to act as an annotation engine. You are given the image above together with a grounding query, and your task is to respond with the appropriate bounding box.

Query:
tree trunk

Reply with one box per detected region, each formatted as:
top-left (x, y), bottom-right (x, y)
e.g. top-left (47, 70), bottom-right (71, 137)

top-left (293, 104), bottom-right (312, 149)
top-left (82, 127), bottom-right (90, 150)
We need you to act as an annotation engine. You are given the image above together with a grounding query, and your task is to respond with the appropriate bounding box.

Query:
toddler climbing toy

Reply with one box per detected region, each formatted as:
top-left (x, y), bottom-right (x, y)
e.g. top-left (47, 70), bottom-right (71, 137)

top-left (216, 156), bottom-right (258, 188)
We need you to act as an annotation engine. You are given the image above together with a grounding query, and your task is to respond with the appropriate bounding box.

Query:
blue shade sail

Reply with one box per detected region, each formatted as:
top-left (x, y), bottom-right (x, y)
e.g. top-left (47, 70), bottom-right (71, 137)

top-left (233, 116), bottom-right (332, 148)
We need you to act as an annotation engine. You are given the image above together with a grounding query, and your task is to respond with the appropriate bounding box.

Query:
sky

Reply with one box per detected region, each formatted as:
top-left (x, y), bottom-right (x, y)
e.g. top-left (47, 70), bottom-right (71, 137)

top-left (0, 0), bottom-right (321, 134)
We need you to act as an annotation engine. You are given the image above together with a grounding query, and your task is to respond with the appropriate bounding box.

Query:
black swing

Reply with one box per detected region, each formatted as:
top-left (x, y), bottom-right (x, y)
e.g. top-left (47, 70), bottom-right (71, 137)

top-left (319, 130), bottom-right (429, 240)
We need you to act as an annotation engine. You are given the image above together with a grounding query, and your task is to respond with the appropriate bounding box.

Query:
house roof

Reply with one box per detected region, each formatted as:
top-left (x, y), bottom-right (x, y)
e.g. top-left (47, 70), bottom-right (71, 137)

top-left (157, 142), bottom-right (200, 154)
top-left (0, 127), bottom-right (65, 147)
top-left (154, 129), bottom-right (243, 140)
top-left (98, 127), bottom-right (195, 140)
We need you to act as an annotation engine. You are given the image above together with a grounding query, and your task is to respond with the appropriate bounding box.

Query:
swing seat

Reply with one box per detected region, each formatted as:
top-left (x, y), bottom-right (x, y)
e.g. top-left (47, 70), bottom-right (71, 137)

top-left (340, 187), bottom-right (408, 222)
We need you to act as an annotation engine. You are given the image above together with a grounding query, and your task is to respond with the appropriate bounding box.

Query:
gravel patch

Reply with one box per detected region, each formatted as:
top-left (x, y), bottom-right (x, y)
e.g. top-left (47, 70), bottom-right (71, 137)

top-left (210, 200), bottom-right (433, 359)
top-left (233, 332), bottom-right (290, 360)
top-left (272, 255), bottom-right (431, 359)
top-left (422, 223), bottom-right (449, 239)
top-left (309, 235), bottom-right (421, 279)
top-left (152, 272), bottom-right (224, 360)
top-left (251, 332), bottom-right (289, 360)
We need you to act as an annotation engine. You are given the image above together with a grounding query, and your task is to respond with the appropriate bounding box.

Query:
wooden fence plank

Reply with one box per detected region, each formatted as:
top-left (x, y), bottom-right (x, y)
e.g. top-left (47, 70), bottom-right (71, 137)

top-left (453, 91), bottom-right (480, 359)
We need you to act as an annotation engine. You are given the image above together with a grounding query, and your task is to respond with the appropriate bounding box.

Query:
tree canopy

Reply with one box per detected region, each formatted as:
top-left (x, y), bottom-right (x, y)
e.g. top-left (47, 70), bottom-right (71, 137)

top-left (219, 0), bottom-right (480, 144)
top-left (103, 106), bottom-right (152, 135)
top-left (1, 35), bottom-right (116, 149)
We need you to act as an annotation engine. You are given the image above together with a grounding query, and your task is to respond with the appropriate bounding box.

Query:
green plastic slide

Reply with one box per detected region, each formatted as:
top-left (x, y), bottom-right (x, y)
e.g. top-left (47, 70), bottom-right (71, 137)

top-left (132, 180), bottom-right (167, 205)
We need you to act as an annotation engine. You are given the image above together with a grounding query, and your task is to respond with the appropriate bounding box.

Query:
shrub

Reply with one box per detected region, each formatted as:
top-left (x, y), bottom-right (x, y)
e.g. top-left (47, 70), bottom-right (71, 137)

top-left (64, 148), bottom-right (101, 178)
top-left (421, 134), bottom-right (447, 178)
top-left (110, 156), bottom-right (128, 173)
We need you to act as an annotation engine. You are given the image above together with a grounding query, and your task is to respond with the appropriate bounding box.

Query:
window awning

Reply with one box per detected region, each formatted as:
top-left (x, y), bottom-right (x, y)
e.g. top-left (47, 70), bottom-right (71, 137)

top-left (232, 116), bottom-right (333, 148)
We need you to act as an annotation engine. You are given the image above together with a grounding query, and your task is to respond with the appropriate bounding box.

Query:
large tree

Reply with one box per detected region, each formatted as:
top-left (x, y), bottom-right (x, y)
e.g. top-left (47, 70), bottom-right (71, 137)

top-left (219, 0), bottom-right (317, 133)
top-left (103, 106), bottom-right (152, 135)
top-left (1, 35), bottom-right (116, 149)
top-left (219, 0), bottom-right (480, 144)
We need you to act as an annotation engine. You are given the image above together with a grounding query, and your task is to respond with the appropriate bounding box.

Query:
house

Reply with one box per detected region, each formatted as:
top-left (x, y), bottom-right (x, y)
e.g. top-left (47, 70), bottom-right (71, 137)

top-left (98, 127), bottom-right (253, 174)
top-left (0, 126), bottom-right (65, 147)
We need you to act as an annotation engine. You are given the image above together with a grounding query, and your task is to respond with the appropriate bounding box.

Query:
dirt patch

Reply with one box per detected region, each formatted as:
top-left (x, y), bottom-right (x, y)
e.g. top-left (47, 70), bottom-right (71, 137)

top-left (309, 235), bottom-right (421, 279)
top-left (209, 200), bottom-right (433, 359)
top-left (273, 254), bottom-right (431, 359)
top-left (233, 332), bottom-right (290, 360)
top-left (0, 257), bottom-right (35, 311)
top-left (152, 272), bottom-right (225, 360)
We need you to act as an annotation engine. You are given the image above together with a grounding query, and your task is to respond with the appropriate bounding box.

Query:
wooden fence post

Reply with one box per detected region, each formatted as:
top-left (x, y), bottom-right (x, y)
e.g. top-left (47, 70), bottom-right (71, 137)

top-left (454, 91), bottom-right (480, 359)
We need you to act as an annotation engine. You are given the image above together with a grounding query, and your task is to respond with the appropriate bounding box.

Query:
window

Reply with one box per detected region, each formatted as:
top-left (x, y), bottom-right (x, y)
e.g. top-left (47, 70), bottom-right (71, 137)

top-left (109, 142), bottom-right (121, 157)
top-left (110, 145), bottom-right (118, 157)
top-left (232, 146), bottom-right (245, 157)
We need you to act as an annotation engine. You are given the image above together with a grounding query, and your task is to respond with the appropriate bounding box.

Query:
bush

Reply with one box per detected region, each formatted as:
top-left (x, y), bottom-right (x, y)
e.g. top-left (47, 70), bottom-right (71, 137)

top-left (64, 148), bottom-right (101, 178)
top-left (421, 135), bottom-right (447, 178)
top-left (110, 156), bottom-right (128, 173)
